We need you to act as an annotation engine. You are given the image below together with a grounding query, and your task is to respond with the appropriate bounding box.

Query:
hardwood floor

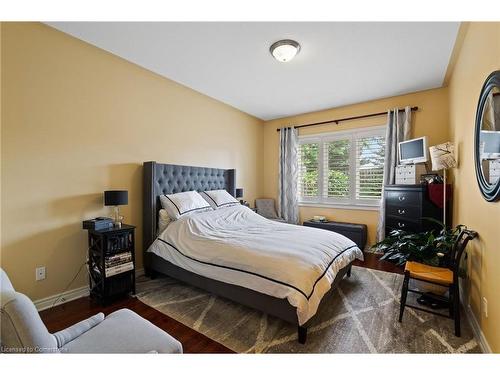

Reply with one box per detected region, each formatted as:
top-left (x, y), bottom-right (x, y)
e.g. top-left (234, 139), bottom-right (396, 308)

top-left (40, 252), bottom-right (401, 353)
top-left (354, 251), bottom-right (404, 274)
top-left (40, 295), bottom-right (232, 353)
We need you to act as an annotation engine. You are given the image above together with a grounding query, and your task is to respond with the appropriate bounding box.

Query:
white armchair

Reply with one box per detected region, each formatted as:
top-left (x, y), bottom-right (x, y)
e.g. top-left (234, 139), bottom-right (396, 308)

top-left (0, 268), bottom-right (182, 353)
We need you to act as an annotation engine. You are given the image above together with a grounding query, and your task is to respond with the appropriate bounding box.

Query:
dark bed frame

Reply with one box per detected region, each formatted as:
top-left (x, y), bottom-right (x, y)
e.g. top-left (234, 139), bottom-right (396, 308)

top-left (142, 161), bottom-right (353, 344)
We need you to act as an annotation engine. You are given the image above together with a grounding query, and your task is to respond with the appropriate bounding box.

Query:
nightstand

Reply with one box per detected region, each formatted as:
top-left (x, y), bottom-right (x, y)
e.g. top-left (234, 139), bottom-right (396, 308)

top-left (85, 224), bottom-right (136, 304)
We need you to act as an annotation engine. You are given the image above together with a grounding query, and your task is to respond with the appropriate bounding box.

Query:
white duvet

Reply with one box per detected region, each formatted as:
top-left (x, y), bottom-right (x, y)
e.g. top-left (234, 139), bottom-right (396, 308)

top-left (148, 205), bottom-right (364, 325)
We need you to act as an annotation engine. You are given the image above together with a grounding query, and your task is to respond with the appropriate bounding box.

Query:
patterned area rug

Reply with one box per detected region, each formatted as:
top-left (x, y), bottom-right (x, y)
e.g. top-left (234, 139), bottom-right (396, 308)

top-left (136, 266), bottom-right (480, 353)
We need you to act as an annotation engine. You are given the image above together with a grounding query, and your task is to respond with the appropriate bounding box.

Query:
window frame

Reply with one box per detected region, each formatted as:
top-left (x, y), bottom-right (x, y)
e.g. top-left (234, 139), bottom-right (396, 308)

top-left (298, 125), bottom-right (386, 210)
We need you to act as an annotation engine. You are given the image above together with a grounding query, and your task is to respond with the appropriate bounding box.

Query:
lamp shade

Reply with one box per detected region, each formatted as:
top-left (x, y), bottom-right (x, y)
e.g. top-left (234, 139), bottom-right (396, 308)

top-left (429, 142), bottom-right (457, 171)
top-left (235, 188), bottom-right (244, 199)
top-left (104, 190), bottom-right (128, 206)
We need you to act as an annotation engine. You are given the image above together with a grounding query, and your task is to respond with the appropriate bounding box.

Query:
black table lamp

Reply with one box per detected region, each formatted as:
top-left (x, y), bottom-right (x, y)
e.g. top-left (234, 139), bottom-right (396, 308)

top-left (104, 190), bottom-right (128, 227)
top-left (235, 188), bottom-right (247, 206)
top-left (236, 188), bottom-right (244, 199)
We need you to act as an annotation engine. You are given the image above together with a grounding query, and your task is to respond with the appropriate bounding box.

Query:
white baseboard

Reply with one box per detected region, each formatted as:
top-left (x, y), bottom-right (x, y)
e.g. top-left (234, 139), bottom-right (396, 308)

top-left (34, 285), bottom-right (90, 312)
top-left (34, 267), bottom-right (145, 312)
top-left (463, 302), bottom-right (492, 353)
top-left (459, 282), bottom-right (492, 353)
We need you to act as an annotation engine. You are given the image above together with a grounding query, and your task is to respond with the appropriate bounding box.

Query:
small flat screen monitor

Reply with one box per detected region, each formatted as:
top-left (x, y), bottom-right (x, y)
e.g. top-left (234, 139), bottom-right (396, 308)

top-left (399, 136), bottom-right (428, 164)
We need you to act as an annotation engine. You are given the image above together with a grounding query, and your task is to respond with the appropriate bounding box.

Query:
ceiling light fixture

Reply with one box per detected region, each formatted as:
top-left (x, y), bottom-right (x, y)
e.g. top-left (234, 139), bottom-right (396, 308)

top-left (269, 39), bottom-right (300, 63)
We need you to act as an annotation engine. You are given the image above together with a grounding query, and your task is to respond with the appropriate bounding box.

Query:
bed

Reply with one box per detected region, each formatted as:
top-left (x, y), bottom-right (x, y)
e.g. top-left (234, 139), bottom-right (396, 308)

top-left (142, 161), bottom-right (363, 343)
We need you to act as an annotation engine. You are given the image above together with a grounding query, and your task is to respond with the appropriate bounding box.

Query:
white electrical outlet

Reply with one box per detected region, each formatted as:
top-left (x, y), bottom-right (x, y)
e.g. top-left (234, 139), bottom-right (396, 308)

top-left (483, 297), bottom-right (488, 318)
top-left (35, 266), bottom-right (46, 281)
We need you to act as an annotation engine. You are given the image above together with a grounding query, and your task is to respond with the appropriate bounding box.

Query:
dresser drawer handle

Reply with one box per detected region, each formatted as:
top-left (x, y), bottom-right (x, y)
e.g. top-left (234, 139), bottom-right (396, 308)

top-left (397, 222), bottom-right (406, 228)
top-left (397, 209), bottom-right (406, 215)
top-left (398, 196), bottom-right (406, 201)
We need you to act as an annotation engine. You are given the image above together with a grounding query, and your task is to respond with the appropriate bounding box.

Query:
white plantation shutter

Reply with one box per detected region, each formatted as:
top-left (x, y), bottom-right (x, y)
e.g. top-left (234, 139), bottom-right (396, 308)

top-left (324, 139), bottom-right (350, 199)
top-left (298, 126), bottom-right (386, 206)
top-left (355, 135), bottom-right (385, 200)
top-left (298, 142), bottom-right (319, 198)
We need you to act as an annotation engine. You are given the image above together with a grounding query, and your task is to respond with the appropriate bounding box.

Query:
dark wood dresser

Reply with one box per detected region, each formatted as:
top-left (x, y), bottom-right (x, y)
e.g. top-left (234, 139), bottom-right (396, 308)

top-left (384, 184), bottom-right (446, 236)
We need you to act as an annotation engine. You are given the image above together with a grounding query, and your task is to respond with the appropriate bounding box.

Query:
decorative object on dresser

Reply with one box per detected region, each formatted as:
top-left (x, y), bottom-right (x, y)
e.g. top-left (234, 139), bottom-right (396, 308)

top-left (85, 224), bottom-right (136, 304)
top-left (419, 173), bottom-right (443, 185)
top-left (395, 164), bottom-right (428, 184)
top-left (104, 190), bottom-right (128, 228)
top-left (303, 220), bottom-right (367, 251)
top-left (384, 184), bottom-right (446, 236)
top-left (429, 142), bottom-right (457, 227)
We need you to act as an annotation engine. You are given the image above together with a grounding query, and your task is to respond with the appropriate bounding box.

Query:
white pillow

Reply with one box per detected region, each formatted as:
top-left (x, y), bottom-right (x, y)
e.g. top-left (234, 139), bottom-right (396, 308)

top-left (157, 209), bottom-right (171, 234)
top-left (160, 191), bottom-right (213, 220)
top-left (200, 190), bottom-right (239, 210)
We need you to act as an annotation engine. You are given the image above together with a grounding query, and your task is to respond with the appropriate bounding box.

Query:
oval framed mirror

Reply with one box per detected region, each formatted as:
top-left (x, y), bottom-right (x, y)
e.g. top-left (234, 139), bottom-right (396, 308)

top-left (475, 70), bottom-right (500, 202)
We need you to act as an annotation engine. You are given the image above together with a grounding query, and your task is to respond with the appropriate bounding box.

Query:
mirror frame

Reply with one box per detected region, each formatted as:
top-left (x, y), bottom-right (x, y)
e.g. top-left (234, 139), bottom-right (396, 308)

top-left (474, 70), bottom-right (500, 202)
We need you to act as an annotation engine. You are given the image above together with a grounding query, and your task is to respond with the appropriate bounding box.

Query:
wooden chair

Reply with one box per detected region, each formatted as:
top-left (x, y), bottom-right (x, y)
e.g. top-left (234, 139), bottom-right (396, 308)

top-left (398, 229), bottom-right (478, 337)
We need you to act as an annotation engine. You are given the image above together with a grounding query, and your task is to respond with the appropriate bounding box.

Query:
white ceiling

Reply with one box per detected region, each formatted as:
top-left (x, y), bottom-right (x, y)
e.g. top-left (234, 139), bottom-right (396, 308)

top-left (47, 22), bottom-right (460, 120)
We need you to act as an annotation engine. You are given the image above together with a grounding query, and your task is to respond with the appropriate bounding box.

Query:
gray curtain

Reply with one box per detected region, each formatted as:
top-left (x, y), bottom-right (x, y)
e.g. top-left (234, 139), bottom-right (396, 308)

top-left (278, 127), bottom-right (299, 224)
top-left (376, 106), bottom-right (412, 241)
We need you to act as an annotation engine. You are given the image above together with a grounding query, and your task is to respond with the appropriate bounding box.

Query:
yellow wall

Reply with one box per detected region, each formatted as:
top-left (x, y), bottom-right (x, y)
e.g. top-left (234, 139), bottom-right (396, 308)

top-left (447, 22), bottom-right (500, 352)
top-left (263, 88), bottom-right (450, 246)
top-left (0, 23), bottom-right (264, 301)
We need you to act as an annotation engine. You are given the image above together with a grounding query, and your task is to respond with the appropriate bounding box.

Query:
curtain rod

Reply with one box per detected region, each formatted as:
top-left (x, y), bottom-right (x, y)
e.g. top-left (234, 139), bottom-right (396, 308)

top-left (276, 106), bottom-right (419, 132)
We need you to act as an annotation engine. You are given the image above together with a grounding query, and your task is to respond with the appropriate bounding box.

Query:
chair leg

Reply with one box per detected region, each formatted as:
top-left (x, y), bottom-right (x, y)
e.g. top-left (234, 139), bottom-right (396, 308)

top-left (399, 272), bottom-right (410, 323)
top-left (454, 283), bottom-right (461, 337)
top-left (145, 267), bottom-right (157, 280)
top-left (298, 326), bottom-right (307, 344)
top-left (346, 265), bottom-right (352, 278)
top-left (448, 286), bottom-right (454, 318)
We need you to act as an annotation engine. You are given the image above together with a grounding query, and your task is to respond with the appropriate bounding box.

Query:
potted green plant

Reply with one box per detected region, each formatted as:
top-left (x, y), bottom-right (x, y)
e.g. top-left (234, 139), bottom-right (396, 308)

top-left (372, 219), bottom-right (466, 269)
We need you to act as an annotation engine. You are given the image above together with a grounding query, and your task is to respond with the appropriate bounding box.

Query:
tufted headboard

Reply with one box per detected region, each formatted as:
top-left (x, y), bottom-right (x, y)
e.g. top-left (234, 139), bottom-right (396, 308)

top-left (142, 161), bottom-right (236, 256)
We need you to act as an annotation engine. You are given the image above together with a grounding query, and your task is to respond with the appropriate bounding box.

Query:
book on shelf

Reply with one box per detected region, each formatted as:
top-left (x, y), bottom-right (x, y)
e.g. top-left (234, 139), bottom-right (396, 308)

top-left (105, 256), bottom-right (132, 266)
top-left (105, 252), bottom-right (132, 266)
top-left (105, 251), bottom-right (132, 260)
top-left (106, 259), bottom-right (133, 268)
top-left (105, 261), bottom-right (134, 277)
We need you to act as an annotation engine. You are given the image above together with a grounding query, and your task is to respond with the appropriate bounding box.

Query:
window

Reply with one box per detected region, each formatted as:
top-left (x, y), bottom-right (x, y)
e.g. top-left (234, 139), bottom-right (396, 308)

top-left (298, 126), bottom-right (386, 208)
top-left (298, 143), bottom-right (319, 197)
